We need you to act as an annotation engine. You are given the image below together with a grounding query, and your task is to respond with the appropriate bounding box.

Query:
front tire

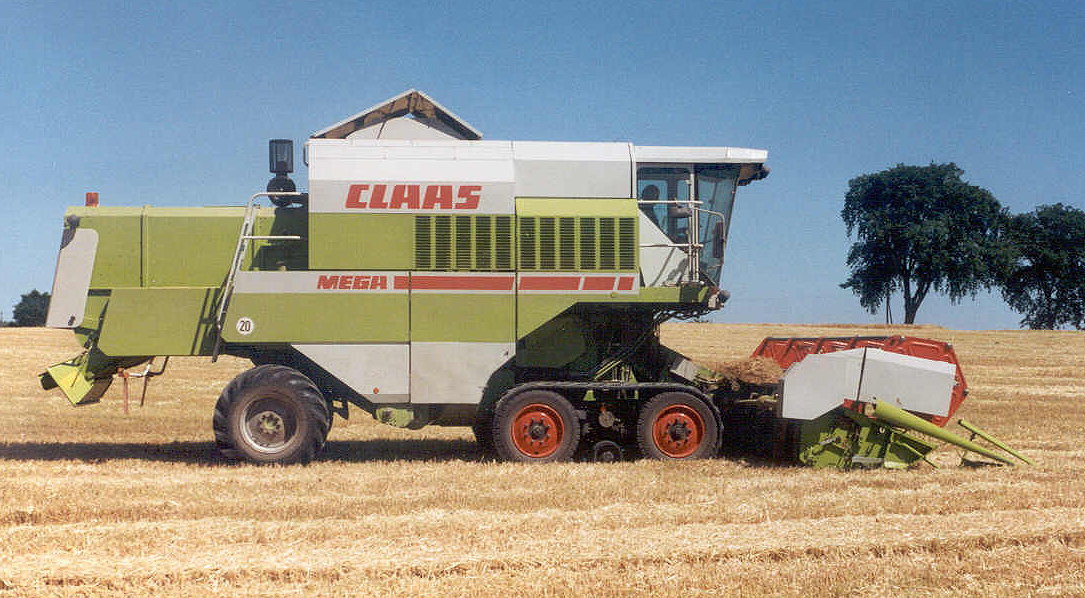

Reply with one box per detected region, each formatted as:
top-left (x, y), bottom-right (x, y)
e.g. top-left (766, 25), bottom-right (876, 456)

top-left (637, 392), bottom-right (720, 460)
top-left (213, 365), bottom-right (330, 464)
top-left (492, 390), bottom-right (580, 462)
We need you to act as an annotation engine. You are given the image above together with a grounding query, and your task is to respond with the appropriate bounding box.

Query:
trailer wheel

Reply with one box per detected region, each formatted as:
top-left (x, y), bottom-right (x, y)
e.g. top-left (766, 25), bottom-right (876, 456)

top-left (492, 390), bottom-right (580, 462)
top-left (213, 365), bottom-right (330, 465)
top-left (637, 392), bottom-right (719, 460)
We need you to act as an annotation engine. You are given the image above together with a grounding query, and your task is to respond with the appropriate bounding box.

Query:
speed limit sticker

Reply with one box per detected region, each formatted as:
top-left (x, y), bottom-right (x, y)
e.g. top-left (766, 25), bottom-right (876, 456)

top-left (236, 317), bottom-right (254, 335)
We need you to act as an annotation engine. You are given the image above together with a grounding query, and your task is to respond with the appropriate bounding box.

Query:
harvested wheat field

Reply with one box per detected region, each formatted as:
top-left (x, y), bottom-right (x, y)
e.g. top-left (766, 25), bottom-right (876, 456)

top-left (1, 324), bottom-right (1084, 597)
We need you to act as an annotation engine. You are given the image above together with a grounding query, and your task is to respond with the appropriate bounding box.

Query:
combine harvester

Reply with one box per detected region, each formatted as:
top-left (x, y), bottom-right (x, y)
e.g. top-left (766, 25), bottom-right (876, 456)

top-left (39, 90), bottom-right (1028, 468)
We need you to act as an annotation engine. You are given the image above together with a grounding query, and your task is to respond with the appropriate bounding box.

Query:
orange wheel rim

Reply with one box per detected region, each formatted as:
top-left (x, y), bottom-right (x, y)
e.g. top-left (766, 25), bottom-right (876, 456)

top-left (652, 405), bottom-right (705, 458)
top-left (511, 403), bottom-right (564, 458)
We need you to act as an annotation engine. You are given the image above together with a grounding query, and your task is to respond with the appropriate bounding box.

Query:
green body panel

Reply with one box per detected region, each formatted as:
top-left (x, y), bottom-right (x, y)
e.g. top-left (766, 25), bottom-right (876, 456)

top-left (247, 207), bottom-right (309, 271)
top-left (68, 207), bottom-right (143, 288)
top-left (39, 349), bottom-right (148, 406)
top-left (517, 197), bottom-right (636, 219)
top-left (221, 293), bottom-right (409, 343)
top-left (98, 287), bottom-right (219, 356)
top-left (309, 213), bottom-right (413, 270)
top-left (515, 314), bottom-right (589, 368)
top-left (142, 208), bottom-right (244, 286)
top-left (410, 294), bottom-right (514, 342)
top-left (636, 285), bottom-right (713, 303)
top-left (797, 408), bottom-right (936, 469)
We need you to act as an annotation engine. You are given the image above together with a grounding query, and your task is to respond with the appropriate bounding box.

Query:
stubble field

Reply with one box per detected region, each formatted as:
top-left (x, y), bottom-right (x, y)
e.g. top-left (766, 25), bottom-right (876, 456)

top-left (1, 324), bottom-right (1083, 597)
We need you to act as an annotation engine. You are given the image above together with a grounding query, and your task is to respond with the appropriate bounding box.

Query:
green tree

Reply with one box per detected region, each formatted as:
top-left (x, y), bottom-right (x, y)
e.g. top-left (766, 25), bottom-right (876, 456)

top-left (1000, 203), bottom-right (1085, 329)
top-left (841, 163), bottom-right (1009, 324)
top-left (12, 289), bottom-right (51, 327)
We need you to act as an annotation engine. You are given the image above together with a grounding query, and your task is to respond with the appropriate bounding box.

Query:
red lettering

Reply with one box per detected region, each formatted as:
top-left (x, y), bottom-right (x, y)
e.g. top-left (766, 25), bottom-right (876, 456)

top-left (390, 184), bottom-right (421, 209)
top-left (455, 185), bottom-right (481, 210)
top-left (369, 184), bottom-right (389, 209)
top-left (422, 185), bottom-right (454, 209)
top-left (372, 275), bottom-right (388, 290)
top-left (337, 276), bottom-right (353, 290)
top-left (345, 184), bottom-right (368, 208)
top-left (317, 275), bottom-right (339, 290)
top-left (352, 276), bottom-right (368, 290)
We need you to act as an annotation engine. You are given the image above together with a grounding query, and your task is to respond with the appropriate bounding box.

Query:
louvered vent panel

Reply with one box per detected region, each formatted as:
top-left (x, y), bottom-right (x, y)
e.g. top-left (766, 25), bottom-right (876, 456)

top-left (618, 217), bottom-right (636, 270)
top-left (579, 218), bottom-right (597, 269)
top-left (518, 215), bottom-right (636, 272)
top-left (414, 215), bottom-right (515, 271)
top-left (475, 217), bottom-right (492, 270)
top-left (415, 216), bottom-right (432, 269)
top-left (599, 218), bottom-right (616, 270)
top-left (495, 217), bottom-right (513, 270)
top-left (538, 217), bottom-right (557, 270)
top-left (559, 217), bottom-right (576, 269)
top-left (519, 217), bottom-right (537, 270)
top-left (455, 216), bottom-right (473, 270)
top-left (434, 216), bottom-right (452, 270)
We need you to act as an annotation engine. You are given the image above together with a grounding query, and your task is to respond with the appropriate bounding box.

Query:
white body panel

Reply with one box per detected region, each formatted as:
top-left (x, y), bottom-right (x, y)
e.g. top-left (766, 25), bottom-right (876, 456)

top-left (410, 342), bottom-right (514, 404)
top-left (234, 270), bottom-right (408, 294)
top-left (779, 349), bottom-right (863, 420)
top-left (857, 350), bottom-right (956, 416)
top-left (637, 212), bottom-right (689, 286)
top-left (307, 139), bottom-right (516, 215)
top-left (779, 348), bottom-right (956, 420)
top-left (293, 343), bottom-right (410, 404)
top-left (46, 228), bottom-right (98, 328)
top-left (634, 145), bottom-right (768, 164)
top-left (512, 141), bottom-right (632, 198)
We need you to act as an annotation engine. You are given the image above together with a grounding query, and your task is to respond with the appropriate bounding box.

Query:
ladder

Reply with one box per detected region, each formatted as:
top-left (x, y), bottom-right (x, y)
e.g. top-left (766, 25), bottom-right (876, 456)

top-left (211, 192), bottom-right (304, 361)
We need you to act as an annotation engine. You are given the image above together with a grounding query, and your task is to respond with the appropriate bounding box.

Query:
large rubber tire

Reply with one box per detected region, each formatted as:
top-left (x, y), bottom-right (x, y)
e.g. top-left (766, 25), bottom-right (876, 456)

top-left (492, 390), bottom-right (580, 463)
top-left (472, 410), bottom-right (497, 457)
top-left (637, 392), bottom-right (720, 460)
top-left (213, 365), bottom-right (330, 465)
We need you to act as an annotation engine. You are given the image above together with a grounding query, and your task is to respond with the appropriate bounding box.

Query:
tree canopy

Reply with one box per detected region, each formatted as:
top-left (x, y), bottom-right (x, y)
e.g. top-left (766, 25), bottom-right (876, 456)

top-left (841, 163), bottom-right (1009, 324)
top-left (12, 289), bottom-right (50, 327)
top-left (999, 203), bottom-right (1085, 330)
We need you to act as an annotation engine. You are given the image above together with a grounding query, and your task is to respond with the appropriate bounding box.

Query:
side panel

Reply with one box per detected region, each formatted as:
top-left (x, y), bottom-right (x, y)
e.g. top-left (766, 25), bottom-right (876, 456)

top-left (513, 141), bottom-right (633, 199)
top-left (222, 271), bottom-right (409, 343)
top-left (46, 228), bottom-right (98, 328)
top-left (97, 287), bottom-right (219, 356)
top-left (142, 208), bottom-right (243, 286)
top-left (308, 213), bottom-right (414, 270)
top-left (410, 342), bottom-right (514, 404)
top-left (293, 343), bottom-right (410, 404)
top-left (408, 273), bottom-right (516, 405)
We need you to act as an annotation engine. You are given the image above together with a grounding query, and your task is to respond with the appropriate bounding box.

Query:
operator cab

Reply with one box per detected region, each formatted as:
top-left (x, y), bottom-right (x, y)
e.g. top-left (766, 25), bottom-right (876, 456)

top-left (634, 149), bottom-right (768, 289)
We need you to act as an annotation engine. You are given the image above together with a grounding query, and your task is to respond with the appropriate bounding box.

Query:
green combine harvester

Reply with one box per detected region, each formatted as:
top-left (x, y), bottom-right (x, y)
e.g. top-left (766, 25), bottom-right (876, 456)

top-left (39, 90), bottom-right (1028, 467)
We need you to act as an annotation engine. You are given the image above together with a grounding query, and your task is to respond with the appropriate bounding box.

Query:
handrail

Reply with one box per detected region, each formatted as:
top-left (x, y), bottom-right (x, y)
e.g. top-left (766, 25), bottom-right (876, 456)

top-left (211, 191), bottom-right (305, 361)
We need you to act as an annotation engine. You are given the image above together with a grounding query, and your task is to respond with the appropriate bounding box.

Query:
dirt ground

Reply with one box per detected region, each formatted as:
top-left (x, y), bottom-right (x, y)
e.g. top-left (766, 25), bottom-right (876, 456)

top-left (1, 324), bottom-right (1083, 597)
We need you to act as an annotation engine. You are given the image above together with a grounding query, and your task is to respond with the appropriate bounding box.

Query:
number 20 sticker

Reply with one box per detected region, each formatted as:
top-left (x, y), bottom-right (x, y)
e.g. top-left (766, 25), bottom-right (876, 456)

top-left (236, 317), bottom-right (254, 335)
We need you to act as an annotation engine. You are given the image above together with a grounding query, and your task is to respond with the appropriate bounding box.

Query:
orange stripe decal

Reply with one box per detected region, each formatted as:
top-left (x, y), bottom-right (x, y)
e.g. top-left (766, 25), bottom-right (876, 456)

top-left (410, 275), bottom-right (514, 291)
top-left (519, 276), bottom-right (581, 291)
top-left (582, 276), bottom-right (616, 291)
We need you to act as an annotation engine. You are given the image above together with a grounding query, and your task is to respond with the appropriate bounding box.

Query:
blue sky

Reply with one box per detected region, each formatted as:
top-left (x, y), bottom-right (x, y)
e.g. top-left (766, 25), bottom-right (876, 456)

top-left (2, 1), bottom-right (1082, 329)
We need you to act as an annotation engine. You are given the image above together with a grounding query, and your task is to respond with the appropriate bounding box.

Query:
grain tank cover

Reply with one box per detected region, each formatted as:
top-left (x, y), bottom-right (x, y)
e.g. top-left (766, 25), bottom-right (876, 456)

top-left (311, 89), bottom-right (483, 141)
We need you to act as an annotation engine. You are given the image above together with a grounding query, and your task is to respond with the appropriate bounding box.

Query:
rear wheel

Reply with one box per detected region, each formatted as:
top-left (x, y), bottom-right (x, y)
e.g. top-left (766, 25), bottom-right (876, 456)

top-left (213, 365), bottom-right (330, 464)
top-left (492, 390), bottom-right (580, 462)
top-left (637, 392), bottom-right (719, 460)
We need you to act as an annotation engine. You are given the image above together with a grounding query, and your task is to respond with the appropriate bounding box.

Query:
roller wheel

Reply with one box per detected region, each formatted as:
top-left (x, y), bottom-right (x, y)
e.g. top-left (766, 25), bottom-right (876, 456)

top-left (213, 365), bottom-right (330, 464)
top-left (492, 390), bottom-right (580, 462)
top-left (637, 392), bottom-right (720, 460)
